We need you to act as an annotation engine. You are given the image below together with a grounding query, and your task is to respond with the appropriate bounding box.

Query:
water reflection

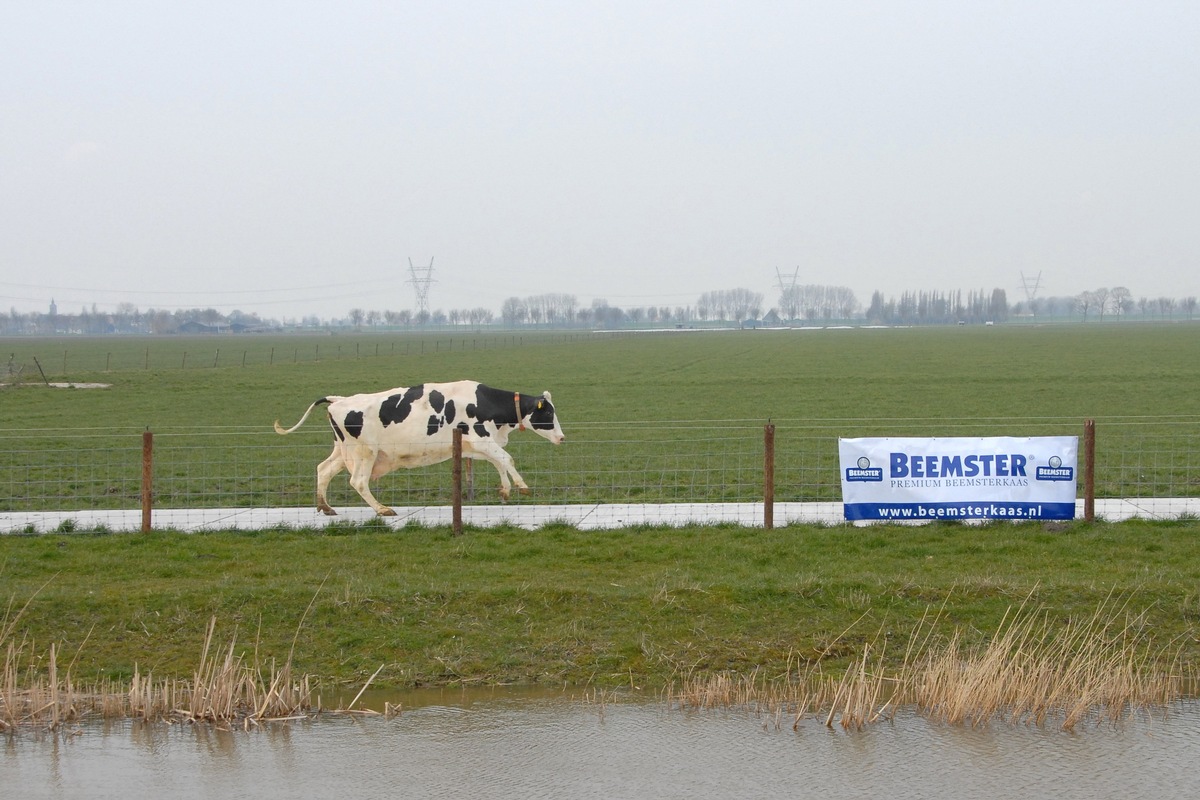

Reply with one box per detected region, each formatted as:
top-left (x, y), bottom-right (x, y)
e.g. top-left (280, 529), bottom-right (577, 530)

top-left (5, 693), bottom-right (1200, 800)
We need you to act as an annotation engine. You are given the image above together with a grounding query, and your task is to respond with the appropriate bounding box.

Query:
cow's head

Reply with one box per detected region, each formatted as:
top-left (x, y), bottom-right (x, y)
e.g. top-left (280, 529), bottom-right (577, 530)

top-left (528, 391), bottom-right (565, 444)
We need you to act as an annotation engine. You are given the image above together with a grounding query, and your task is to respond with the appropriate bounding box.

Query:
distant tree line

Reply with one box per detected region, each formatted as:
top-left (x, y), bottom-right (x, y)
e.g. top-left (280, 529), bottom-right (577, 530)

top-left (695, 288), bottom-right (765, 322)
top-left (5, 281), bottom-right (1197, 336)
top-left (496, 289), bottom-right (769, 327)
top-left (865, 288), bottom-right (1009, 325)
top-left (1064, 287), bottom-right (1198, 321)
top-left (500, 294), bottom-right (578, 326)
top-left (346, 307), bottom-right (495, 328)
top-left (1, 303), bottom-right (279, 336)
top-left (778, 285), bottom-right (858, 321)
top-left (498, 294), bottom-right (696, 328)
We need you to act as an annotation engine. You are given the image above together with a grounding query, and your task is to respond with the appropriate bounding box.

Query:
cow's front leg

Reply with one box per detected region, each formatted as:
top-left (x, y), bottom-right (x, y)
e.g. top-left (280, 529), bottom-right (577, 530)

top-left (504, 457), bottom-right (531, 496)
top-left (468, 444), bottom-right (527, 503)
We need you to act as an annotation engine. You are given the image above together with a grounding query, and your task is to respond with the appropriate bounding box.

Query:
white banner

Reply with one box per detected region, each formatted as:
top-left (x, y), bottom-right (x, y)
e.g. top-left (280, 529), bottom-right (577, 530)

top-left (838, 436), bottom-right (1078, 521)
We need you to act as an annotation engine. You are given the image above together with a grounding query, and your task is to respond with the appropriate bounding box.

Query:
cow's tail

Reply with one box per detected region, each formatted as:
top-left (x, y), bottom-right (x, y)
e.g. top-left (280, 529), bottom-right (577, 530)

top-left (273, 397), bottom-right (338, 435)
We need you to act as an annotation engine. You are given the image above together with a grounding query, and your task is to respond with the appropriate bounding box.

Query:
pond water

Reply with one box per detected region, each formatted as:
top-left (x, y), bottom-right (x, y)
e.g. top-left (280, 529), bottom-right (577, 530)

top-left (5, 690), bottom-right (1199, 800)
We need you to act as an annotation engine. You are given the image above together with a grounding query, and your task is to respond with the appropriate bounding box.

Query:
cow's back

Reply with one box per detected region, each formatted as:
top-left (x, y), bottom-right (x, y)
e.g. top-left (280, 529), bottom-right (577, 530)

top-left (325, 381), bottom-right (499, 449)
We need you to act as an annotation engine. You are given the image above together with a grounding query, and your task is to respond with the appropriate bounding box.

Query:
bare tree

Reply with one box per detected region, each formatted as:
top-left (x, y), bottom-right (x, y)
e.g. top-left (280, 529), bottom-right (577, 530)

top-left (1075, 291), bottom-right (1095, 320)
top-left (697, 288), bottom-right (764, 322)
top-left (778, 286), bottom-right (802, 319)
top-left (500, 297), bottom-right (527, 325)
top-left (1110, 286), bottom-right (1133, 317)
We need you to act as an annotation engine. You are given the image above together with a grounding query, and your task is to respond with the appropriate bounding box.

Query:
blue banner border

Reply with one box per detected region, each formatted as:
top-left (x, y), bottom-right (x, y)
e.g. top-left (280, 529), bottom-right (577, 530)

top-left (844, 501), bottom-right (1076, 521)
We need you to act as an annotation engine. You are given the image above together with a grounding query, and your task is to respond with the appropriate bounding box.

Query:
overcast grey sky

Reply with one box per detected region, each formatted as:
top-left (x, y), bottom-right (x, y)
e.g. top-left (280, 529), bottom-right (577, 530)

top-left (3, 1), bottom-right (1198, 320)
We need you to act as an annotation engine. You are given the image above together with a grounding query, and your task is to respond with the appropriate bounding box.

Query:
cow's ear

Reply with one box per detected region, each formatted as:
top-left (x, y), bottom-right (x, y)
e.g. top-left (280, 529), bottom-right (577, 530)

top-left (537, 400), bottom-right (544, 410)
top-left (542, 391), bottom-right (552, 402)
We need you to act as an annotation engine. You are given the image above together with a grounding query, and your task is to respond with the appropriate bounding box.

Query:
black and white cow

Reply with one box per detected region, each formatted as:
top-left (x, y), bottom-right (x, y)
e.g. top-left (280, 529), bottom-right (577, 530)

top-left (274, 380), bottom-right (565, 516)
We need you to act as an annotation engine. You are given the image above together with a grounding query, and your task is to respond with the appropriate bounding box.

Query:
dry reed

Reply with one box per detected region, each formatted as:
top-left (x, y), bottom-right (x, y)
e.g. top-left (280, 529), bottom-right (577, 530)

top-left (2, 615), bottom-right (320, 733)
top-left (666, 591), bottom-right (1189, 732)
top-left (2, 573), bottom-right (400, 734)
top-left (0, 570), bottom-right (403, 734)
top-left (909, 590), bottom-right (1184, 730)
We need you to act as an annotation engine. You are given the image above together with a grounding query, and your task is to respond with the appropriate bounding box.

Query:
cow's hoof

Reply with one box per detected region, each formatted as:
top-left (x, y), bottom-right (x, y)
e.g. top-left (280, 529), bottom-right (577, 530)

top-left (319, 506), bottom-right (337, 516)
top-left (518, 486), bottom-right (531, 496)
top-left (378, 508), bottom-right (397, 517)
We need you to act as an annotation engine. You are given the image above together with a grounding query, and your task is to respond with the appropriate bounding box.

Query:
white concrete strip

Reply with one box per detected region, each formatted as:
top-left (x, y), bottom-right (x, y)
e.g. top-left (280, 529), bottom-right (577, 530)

top-left (3, 498), bottom-right (1198, 534)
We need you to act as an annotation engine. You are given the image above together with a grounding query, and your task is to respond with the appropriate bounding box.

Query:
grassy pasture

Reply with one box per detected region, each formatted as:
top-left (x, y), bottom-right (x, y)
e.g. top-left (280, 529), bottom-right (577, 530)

top-left (3, 322), bottom-right (1199, 424)
top-left (3, 324), bottom-right (1200, 510)
top-left (2, 324), bottom-right (1199, 693)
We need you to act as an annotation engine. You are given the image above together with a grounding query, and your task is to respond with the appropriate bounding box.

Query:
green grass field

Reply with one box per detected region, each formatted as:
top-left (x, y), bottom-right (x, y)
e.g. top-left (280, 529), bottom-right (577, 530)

top-left (4, 323), bottom-right (1200, 424)
top-left (2, 324), bottom-right (1199, 695)
top-left (3, 324), bottom-right (1200, 510)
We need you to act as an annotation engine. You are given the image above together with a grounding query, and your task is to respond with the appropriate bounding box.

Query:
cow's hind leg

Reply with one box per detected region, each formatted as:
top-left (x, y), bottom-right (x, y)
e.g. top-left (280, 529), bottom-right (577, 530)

top-left (346, 447), bottom-right (396, 516)
top-left (315, 447), bottom-right (345, 515)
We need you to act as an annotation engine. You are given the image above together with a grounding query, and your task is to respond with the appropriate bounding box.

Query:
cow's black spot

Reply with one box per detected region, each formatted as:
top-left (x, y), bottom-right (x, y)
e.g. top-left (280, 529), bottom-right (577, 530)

top-left (473, 422), bottom-right (490, 438)
top-left (429, 390), bottom-right (445, 414)
top-left (456, 421), bottom-right (469, 434)
top-left (427, 415), bottom-right (442, 436)
top-left (343, 410), bottom-right (365, 439)
top-left (379, 385), bottom-right (425, 427)
top-left (444, 399), bottom-right (456, 424)
top-left (328, 416), bottom-right (346, 442)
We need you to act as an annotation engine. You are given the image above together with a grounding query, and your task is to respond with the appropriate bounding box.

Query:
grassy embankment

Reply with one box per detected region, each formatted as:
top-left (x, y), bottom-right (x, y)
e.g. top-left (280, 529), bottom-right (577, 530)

top-left (2, 324), bottom-right (1199, 722)
top-left (3, 519), bottom-right (1198, 692)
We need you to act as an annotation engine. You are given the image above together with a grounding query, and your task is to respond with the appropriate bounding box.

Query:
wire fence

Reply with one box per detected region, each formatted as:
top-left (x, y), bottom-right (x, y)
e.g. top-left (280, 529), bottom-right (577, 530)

top-left (2, 416), bottom-right (1199, 532)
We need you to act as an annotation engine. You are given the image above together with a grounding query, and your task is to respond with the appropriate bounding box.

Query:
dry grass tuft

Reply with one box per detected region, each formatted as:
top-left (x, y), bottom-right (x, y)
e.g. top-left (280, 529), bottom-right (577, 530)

top-left (1, 577), bottom-right (383, 733)
top-left (2, 616), bottom-right (318, 732)
top-left (909, 591), bottom-right (1184, 730)
top-left (666, 591), bottom-right (1189, 732)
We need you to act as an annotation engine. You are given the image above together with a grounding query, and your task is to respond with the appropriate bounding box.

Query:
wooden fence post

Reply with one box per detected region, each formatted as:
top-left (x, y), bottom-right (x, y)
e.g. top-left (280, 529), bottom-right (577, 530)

top-left (452, 428), bottom-right (463, 536)
top-left (33, 356), bottom-right (50, 386)
top-left (1084, 418), bottom-right (1096, 522)
top-left (141, 429), bottom-right (153, 532)
top-left (764, 422), bottom-right (775, 530)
